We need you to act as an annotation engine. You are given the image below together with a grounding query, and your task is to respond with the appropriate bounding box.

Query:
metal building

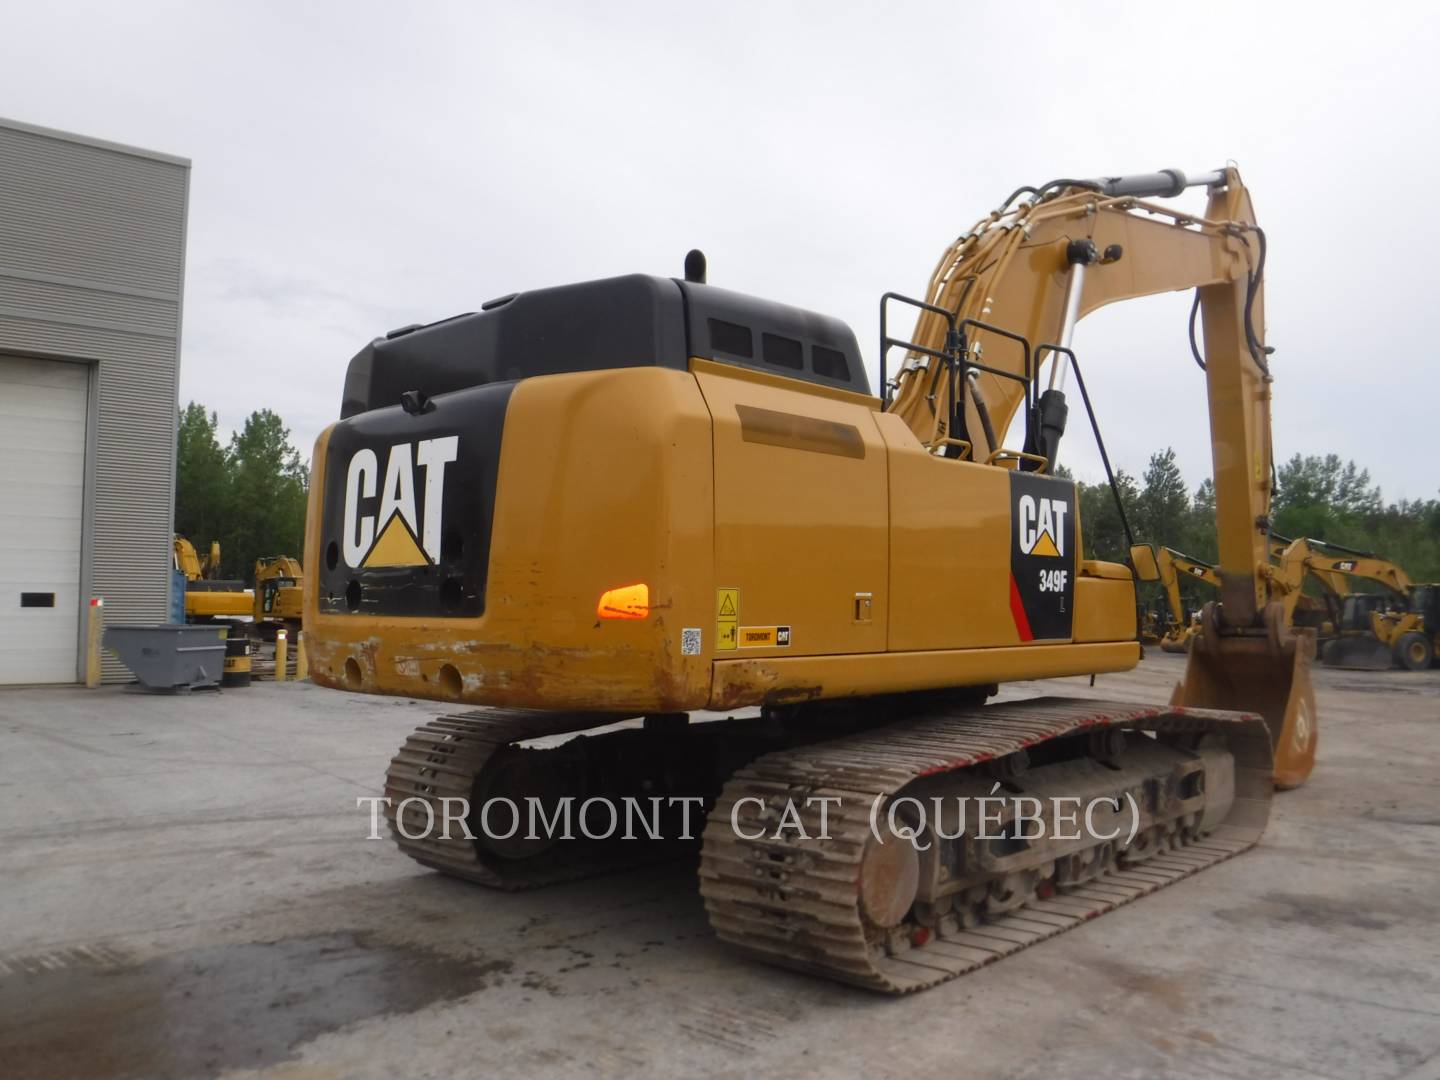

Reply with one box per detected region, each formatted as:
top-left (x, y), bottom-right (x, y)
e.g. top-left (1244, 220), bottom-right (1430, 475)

top-left (0, 117), bottom-right (189, 683)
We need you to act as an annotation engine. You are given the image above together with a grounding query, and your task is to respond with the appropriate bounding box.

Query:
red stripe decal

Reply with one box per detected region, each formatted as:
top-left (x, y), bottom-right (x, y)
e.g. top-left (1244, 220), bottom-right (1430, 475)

top-left (1009, 573), bottom-right (1034, 642)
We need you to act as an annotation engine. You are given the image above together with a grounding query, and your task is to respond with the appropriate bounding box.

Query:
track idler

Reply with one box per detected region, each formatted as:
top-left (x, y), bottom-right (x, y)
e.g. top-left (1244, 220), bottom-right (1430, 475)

top-left (1171, 601), bottom-right (1317, 789)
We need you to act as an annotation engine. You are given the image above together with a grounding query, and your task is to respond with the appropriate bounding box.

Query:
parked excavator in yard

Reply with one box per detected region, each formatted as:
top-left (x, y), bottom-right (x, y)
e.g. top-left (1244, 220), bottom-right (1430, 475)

top-left (304, 165), bottom-right (1315, 992)
top-left (173, 535), bottom-right (252, 621)
top-left (1269, 537), bottom-right (1439, 670)
top-left (254, 555), bottom-right (303, 633)
top-left (174, 536), bottom-right (304, 637)
top-left (1138, 545), bottom-right (1221, 653)
top-left (1149, 536), bottom-right (1357, 656)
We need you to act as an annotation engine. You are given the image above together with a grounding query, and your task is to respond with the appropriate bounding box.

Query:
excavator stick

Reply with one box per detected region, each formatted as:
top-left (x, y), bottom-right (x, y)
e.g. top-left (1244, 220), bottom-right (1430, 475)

top-left (1171, 602), bottom-right (1317, 790)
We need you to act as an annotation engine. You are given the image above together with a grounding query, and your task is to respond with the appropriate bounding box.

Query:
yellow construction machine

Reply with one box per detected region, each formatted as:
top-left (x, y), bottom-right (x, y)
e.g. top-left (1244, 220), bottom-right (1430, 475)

top-left (1266, 533), bottom-right (1342, 639)
top-left (1270, 537), bottom-right (1438, 669)
top-left (173, 535), bottom-right (252, 620)
top-left (1135, 546), bottom-right (1220, 653)
top-left (1366, 585), bottom-right (1440, 670)
top-left (174, 536), bottom-right (304, 634)
top-left (304, 166), bottom-right (1314, 991)
top-left (173, 535), bottom-right (224, 581)
top-left (254, 555), bottom-right (304, 633)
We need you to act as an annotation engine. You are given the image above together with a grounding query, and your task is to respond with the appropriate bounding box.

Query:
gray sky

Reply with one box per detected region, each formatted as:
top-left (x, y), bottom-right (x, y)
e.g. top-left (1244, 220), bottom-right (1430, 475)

top-left (3, 2), bottom-right (1436, 499)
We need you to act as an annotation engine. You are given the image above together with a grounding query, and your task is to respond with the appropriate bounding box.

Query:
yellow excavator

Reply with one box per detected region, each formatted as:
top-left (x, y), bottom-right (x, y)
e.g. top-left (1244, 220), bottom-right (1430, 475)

top-left (1266, 533), bottom-right (1342, 639)
top-left (173, 535), bottom-right (223, 580)
top-left (1270, 537), bottom-right (1438, 669)
top-left (174, 536), bottom-right (304, 634)
top-left (304, 166), bottom-right (1315, 992)
top-left (254, 555), bottom-right (304, 633)
top-left (1152, 535), bottom-right (1350, 655)
top-left (1137, 546), bottom-right (1221, 653)
top-left (173, 536), bottom-right (252, 620)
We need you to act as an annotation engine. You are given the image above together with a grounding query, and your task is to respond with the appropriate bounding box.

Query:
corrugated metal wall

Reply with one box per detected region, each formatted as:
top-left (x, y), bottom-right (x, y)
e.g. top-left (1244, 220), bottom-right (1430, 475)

top-left (0, 118), bottom-right (189, 682)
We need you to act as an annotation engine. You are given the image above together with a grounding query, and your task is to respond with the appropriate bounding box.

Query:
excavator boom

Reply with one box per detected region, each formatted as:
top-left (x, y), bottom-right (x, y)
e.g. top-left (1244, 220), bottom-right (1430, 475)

top-left (1272, 537), bottom-right (1413, 621)
top-left (887, 167), bottom-right (1315, 786)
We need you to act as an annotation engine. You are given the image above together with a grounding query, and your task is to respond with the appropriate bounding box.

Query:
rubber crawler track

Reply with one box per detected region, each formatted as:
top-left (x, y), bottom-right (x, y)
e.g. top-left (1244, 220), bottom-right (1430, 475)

top-left (698, 697), bottom-right (1274, 993)
top-left (384, 707), bottom-right (659, 890)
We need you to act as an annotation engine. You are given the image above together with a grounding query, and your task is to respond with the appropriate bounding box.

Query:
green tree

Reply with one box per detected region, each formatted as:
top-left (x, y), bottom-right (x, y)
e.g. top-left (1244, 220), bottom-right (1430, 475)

top-left (224, 410), bottom-right (308, 579)
top-left (174, 405), bottom-right (309, 582)
top-left (1134, 448), bottom-right (1190, 547)
top-left (1186, 478), bottom-right (1217, 561)
top-left (1273, 453), bottom-right (1383, 541)
top-left (174, 403), bottom-right (231, 548)
top-left (1077, 469), bottom-right (1140, 563)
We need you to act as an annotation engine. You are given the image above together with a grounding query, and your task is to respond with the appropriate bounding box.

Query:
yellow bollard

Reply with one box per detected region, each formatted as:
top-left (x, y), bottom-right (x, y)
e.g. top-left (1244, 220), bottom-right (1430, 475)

top-left (294, 630), bottom-right (308, 681)
top-left (275, 628), bottom-right (289, 682)
top-left (85, 597), bottom-right (104, 688)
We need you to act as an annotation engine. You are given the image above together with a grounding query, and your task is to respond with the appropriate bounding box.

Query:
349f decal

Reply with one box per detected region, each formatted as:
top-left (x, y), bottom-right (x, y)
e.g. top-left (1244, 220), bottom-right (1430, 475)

top-left (1009, 472), bottom-right (1076, 641)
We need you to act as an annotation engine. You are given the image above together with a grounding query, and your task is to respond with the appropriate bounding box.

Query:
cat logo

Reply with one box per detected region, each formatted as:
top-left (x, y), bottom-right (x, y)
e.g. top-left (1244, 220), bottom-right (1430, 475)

top-left (1017, 494), bottom-right (1068, 558)
top-left (342, 436), bottom-right (458, 568)
top-left (1009, 473), bottom-right (1076, 642)
top-left (1187, 565), bottom-right (1208, 577)
top-left (1336, 560), bottom-right (1358, 572)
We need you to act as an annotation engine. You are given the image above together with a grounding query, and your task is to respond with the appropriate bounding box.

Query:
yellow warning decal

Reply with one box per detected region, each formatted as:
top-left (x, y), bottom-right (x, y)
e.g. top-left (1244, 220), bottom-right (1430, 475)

top-left (716, 588), bottom-right (739, 651)
top-left (739, 625), bottom-right (791, 648)
top-left (363, 512), bottom-right (430, 568)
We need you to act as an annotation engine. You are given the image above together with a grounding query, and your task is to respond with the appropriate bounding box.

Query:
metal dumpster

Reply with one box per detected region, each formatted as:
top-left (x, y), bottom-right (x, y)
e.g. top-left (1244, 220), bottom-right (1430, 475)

top-left (103, 624), bottom-right (227, 691)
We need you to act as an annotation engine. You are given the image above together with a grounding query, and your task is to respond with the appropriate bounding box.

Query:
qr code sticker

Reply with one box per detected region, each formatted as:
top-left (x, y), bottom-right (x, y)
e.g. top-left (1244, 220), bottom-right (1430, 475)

top-left (681, 628), bottom-right (702, 655)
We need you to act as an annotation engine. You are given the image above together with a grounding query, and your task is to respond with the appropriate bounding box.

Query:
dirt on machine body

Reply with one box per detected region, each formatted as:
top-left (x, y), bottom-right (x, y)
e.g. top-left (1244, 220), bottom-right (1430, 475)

top-left (305, 166), bottom-right (1314, 991)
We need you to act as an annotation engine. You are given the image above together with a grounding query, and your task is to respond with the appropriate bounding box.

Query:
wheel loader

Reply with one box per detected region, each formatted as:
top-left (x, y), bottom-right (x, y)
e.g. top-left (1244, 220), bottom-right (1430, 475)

top-left (303, 166), bottom-right (1317, 992)
top-left (1329, 585), bottom-right (1438, 671)
top-left (1373, 584), bottom-right (1440, 670)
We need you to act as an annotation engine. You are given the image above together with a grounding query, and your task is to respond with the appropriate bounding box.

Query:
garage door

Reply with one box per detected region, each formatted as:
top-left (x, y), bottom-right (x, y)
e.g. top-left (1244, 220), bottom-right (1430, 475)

top-left (0, 356), bottom-right (89, 683)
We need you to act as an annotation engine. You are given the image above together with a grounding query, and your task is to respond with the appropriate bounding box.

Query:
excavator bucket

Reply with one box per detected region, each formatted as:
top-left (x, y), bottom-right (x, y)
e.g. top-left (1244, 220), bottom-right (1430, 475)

top-left (1321, 635), bottom-right (1394, 671)
top-left (1170, 603), bottom-right (1318, 790)
top-left (1159, 626), bottom-right (1196, 654)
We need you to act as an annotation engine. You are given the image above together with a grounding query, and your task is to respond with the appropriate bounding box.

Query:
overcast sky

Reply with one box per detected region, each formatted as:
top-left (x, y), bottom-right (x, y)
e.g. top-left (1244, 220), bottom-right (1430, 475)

top-left (3, 2), bottom-right (1436, 499)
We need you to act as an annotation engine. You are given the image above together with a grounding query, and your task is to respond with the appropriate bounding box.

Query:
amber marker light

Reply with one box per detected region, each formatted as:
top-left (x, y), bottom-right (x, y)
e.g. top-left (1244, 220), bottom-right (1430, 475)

top-left (597, 583), bottom-right (650, 620)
